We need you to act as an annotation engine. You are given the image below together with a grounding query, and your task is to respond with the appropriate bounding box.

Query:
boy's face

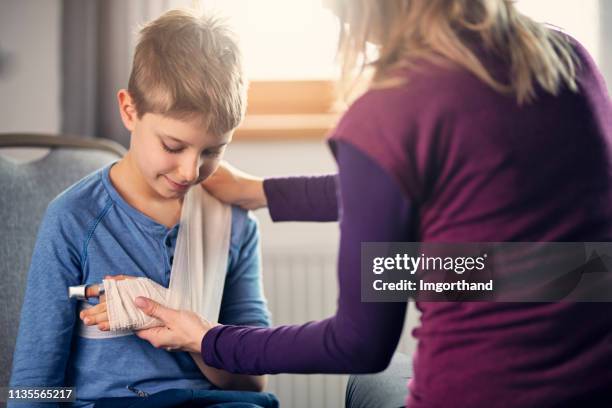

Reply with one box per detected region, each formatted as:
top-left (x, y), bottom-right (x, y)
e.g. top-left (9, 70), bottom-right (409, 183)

top-left (118, 90), bottom-right (231, 200)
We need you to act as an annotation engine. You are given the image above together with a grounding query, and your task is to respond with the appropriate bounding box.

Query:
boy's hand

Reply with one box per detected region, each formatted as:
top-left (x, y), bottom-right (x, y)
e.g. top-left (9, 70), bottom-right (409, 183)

top-left (80, 274), bottom-right (134, 331)
top-left (201, 161), bottom-right (267, 210)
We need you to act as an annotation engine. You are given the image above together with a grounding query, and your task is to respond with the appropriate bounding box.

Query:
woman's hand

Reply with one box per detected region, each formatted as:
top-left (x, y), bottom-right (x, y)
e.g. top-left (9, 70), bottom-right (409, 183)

top-left (201, 161), bottom-right (267, 210)
top-left (133, 297), bottom-right (217, 354)
top-left (80, 274), bottom-right (134, 331)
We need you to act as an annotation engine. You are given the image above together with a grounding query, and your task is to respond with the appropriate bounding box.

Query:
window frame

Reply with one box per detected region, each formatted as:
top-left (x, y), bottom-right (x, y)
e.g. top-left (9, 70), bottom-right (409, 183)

top-left (233, 80), bottom-right (340, 140)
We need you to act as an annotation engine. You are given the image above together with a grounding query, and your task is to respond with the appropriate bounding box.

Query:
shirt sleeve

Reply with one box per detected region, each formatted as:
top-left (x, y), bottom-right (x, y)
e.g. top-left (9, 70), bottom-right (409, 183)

top-left (263, 175), bottom-right (339, 222)
top-left (202, 141), bottom-right (411, 374)
top-left (218, 210), bottom-right (270, 328)
top-left (8, 203), bottom-right (83, 408)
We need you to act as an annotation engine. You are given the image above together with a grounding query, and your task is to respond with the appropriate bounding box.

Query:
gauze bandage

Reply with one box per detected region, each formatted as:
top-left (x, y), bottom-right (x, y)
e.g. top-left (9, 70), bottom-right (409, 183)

top-left (104, 277), bottom-right (168, 330)
top-left (77, 186), bottom-right (231, 337)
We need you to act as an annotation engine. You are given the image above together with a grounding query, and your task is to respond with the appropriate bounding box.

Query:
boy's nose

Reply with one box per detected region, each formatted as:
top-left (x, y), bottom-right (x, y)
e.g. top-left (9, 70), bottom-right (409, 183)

top-left (178, 157), bottom-right (201, 184)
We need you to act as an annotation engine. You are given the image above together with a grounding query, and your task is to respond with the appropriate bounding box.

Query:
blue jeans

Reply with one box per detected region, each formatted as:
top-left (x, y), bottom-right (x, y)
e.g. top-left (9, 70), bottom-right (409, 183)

top-left (345, 353), bottom-right (412, 408)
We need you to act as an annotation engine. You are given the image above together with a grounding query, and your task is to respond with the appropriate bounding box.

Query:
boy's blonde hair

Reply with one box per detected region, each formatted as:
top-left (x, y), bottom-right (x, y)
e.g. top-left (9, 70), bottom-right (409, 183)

top-left (331, 0), bottom-right (578, 104)
top-left (128, 9), bottom-right (246, 135)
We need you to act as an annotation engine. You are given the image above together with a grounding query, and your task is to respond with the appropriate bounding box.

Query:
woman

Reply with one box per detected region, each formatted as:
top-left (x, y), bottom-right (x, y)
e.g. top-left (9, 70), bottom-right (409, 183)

top-left (132, 0), bottom-right (612, 406)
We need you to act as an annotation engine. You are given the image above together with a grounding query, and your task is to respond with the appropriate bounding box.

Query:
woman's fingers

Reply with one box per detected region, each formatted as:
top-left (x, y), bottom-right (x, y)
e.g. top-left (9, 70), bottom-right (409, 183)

top-left (133, 299), bottom-right (213, 353)
top-left (135, 327), bottom-right (171, 346)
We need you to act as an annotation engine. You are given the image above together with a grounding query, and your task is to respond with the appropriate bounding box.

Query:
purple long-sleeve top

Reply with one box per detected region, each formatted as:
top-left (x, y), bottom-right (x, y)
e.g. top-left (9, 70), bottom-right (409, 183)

top-left (204, 144), bottom-right (410, 374)
top-left (203, 37), bottom-right (612, 407)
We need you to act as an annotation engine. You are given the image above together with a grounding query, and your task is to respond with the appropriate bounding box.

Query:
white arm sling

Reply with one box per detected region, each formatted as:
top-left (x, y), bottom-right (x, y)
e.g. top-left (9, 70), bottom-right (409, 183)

top-left (77, 186), bottom-right (231, 337)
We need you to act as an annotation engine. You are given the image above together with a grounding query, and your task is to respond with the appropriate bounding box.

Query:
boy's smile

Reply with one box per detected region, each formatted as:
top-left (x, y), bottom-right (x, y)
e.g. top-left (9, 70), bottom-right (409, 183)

top-left (163, 174), bottom-right (192, 193)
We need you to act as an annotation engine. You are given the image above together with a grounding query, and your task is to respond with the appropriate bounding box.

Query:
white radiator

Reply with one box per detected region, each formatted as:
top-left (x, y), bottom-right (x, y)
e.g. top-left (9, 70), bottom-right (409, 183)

top-left (261, 250), bottom-right (419, 408)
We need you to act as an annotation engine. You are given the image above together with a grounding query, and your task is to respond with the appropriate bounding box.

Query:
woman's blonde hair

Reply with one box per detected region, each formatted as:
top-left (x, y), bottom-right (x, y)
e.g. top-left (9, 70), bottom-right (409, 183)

top-left (331, 0), bottom-right (578, 104)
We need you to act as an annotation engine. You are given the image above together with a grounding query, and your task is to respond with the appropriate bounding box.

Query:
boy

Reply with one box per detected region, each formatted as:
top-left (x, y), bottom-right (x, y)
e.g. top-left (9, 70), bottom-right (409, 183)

top-left (9, 9), bottom-right (270, 407)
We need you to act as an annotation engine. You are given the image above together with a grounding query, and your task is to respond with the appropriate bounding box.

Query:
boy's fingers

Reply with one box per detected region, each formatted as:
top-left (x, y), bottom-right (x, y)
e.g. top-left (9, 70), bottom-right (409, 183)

top-left (85, 284), bottom-right (102, 298)
top-left (97, 322), bottom-right (110, 331)
top-left (104, 274), bottom-right (137, 281)
top-left (80, 302), bottom-right (107, 319)
top-left (83, 310), bottom-right (109, 326)
top-left (86, 302), bottom-right (107, 315)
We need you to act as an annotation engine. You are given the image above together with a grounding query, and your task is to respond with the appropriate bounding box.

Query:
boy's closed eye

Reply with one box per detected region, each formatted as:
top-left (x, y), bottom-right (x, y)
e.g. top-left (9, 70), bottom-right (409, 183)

top-left (160, 140), bottom-right (224, 158)
top-left (161, 141), bottom-right (185, 154)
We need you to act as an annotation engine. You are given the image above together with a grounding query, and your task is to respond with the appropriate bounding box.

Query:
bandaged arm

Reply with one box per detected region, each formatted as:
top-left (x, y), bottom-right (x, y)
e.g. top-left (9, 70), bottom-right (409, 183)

top-left (104, 277), bottom-right (265, 391)
top-left (104, 278), bottom-right (167, 330)
top-left (190, 211), bottom-right (269, 391)
top-left (202, 210), bottom-right (270, 390)
top-left (103, 211), bottom-right (269, 391)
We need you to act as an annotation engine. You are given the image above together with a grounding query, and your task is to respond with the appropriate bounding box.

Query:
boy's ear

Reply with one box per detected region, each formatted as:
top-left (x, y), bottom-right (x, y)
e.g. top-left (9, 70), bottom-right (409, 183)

top-left (117, 89), bottom-right (138, 132)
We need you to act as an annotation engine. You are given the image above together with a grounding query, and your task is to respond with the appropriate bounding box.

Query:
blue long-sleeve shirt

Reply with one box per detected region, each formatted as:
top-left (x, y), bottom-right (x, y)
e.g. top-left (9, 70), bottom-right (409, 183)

top-left (9, 164), bottom-right (270, 408)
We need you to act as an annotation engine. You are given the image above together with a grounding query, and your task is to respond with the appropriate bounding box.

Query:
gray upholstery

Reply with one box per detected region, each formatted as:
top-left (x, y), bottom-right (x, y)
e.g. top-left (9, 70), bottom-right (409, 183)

top-left (0, 134), bottom-right (124, 388)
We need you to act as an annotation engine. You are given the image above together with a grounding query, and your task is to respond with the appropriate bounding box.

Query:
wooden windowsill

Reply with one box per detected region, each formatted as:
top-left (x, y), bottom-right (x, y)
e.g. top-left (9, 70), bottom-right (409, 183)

top-left (246, 80), bottom-right (337, 115)
top-left (233, 113), bottom-right (339, 141)
top-left (233, 80), bottom-right (341, 141)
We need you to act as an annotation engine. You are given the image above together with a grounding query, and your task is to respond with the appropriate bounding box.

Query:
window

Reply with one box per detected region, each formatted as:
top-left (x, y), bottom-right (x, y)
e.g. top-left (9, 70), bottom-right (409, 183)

top-left (515, 0), bottom-right (600, 62)
top-left (180, 0), bottom-right (602, 140)
top-left (201, 0), bottom-right (339, 80)
top-left (194, 0), bottom-right (339, 140)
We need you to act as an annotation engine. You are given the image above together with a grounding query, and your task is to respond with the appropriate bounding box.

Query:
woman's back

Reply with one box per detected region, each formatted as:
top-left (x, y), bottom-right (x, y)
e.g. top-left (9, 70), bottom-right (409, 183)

top-left (333, 39), bottom-right (612, 407)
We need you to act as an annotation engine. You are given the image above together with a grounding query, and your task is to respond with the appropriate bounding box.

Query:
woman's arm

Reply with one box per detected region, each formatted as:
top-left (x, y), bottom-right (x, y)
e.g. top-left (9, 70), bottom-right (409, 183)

top-left (201, 141), bottom-right (412, 374)
top-left (190, 352), bottom-right (267, 391)
top-left (201, 162), bottom-right (339, 222)
top-left (263, 175), bottom-right (339, 222)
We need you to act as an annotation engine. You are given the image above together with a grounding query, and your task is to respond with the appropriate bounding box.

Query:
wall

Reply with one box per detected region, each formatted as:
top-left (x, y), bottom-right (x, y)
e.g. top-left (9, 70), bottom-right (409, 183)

top-left (0, 0), bottom-right (61, 134)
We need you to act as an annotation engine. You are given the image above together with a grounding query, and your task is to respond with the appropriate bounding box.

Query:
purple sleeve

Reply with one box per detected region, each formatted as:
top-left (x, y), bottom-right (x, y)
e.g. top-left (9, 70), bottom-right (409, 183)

top-left (263, 175), bottom-right (339, 222)
top-left (202, 141), bottom-right (411, 374)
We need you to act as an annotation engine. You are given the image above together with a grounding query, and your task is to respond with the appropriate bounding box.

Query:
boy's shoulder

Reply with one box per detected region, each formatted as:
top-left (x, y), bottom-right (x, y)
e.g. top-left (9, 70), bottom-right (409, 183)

top-left (46, 166), bottom-right (112, 221)
top-left (229, 205), bottom-right (259, 250)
